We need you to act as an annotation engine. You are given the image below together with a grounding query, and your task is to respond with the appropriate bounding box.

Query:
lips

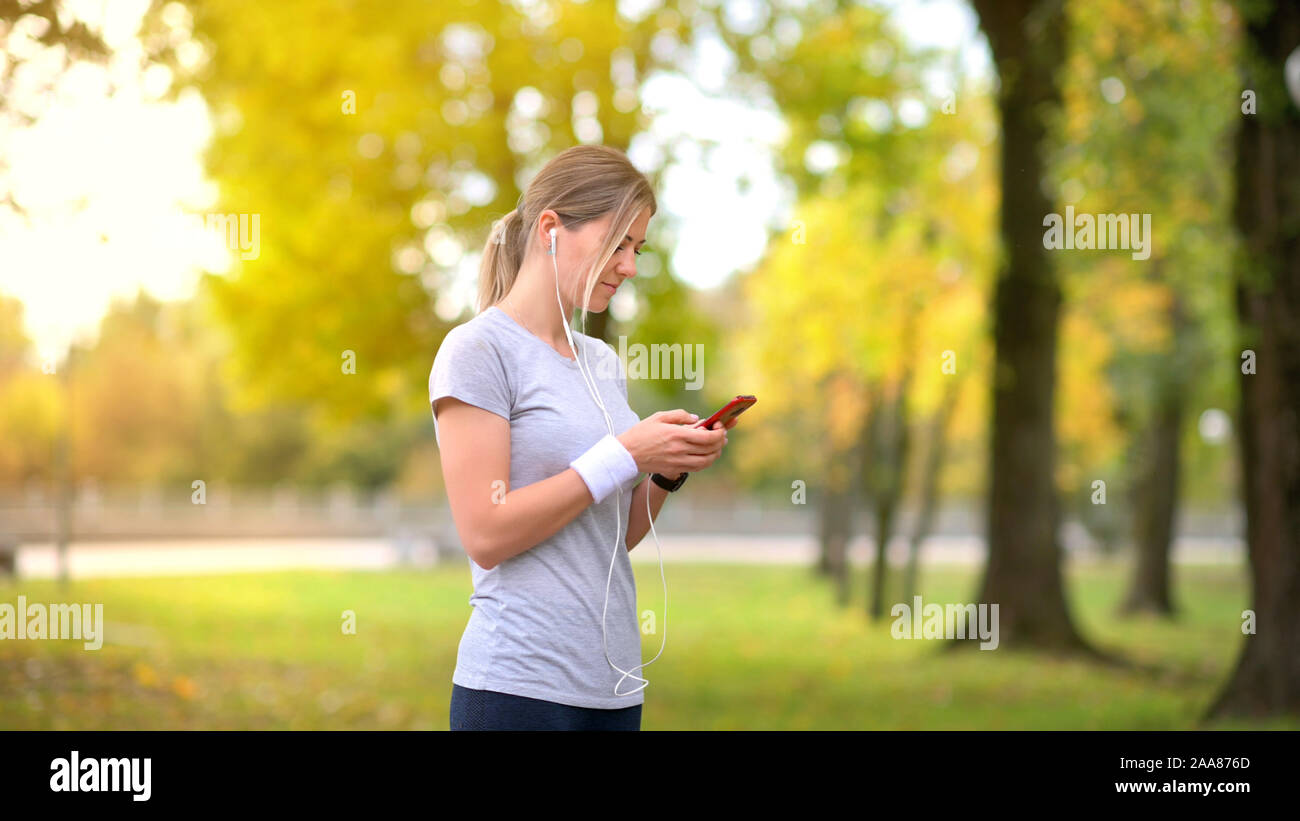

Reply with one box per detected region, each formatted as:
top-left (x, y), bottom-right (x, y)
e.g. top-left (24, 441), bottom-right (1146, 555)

top-left (602, 282), bottom-right (617, 294)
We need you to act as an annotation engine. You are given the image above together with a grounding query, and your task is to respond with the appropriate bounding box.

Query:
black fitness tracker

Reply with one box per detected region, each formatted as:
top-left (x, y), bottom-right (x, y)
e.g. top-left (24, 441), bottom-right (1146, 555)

top-left (650, 472), bottom-right (688, 492)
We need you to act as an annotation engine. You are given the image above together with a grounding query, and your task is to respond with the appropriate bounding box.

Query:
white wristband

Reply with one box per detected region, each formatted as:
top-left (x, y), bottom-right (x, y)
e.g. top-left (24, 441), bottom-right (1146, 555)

top-left (569, 434), bottom-right (640, 504)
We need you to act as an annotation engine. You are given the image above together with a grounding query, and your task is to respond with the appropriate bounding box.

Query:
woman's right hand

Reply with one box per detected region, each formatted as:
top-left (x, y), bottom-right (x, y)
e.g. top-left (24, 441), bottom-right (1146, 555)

top-left (617, 409), bottom-right (728, 477)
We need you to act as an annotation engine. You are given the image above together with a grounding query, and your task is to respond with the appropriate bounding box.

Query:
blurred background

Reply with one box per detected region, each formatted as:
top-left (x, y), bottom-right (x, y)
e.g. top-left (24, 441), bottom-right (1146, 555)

top-left (1, 0), bottom-right (1297, 729)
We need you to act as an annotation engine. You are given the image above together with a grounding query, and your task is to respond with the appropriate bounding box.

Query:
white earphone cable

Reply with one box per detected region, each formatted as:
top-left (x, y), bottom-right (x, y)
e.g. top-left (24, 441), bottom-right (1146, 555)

top-left (550, 227), bottom-right (668, 697)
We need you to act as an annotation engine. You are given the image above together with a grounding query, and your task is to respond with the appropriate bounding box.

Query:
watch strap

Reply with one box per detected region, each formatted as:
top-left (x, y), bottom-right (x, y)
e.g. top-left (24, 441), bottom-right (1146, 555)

top-left (650, 471), bottom-right (688, 492)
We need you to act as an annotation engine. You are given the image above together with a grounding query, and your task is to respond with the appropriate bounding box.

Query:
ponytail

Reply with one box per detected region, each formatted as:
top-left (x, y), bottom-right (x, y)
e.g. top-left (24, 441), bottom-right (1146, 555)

top-left (477, 207), bottom-right (525, 313)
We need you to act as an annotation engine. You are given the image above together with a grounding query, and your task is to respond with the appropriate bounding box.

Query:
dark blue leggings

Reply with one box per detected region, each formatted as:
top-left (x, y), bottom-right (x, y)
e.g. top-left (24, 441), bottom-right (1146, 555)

top-left (450, 683), bottom-right (642, 731)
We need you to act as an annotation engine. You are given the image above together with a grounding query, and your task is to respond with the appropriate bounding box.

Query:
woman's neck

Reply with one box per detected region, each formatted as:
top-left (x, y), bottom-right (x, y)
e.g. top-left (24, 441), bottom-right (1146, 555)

top-left (502, 254), bottom-right (578, 349)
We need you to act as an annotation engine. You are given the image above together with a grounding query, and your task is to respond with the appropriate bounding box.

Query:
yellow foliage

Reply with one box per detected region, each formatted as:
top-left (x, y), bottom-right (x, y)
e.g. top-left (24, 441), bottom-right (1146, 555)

top-left (171, 675), bottom-right (199, 701)
top-left (133, 663), bottom-right (159, 688)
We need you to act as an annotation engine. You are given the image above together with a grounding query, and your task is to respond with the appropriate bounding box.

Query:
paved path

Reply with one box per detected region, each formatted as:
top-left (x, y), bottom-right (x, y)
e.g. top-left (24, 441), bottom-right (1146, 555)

top-left (4, 535), bottom-right (1246, 579)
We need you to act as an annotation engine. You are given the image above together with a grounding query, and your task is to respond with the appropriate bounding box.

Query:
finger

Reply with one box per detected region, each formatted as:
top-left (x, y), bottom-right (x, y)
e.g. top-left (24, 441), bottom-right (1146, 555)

top-left (689, 452), bottom-right (722, 470)
top-left (658, 409), bottom-right (699, 425)
top-left (683, 442), bottom-right (725, 457)
top-left (685, 436), bottom-right (726, 456)
top-left (677, 427), bottom-right (727, 446)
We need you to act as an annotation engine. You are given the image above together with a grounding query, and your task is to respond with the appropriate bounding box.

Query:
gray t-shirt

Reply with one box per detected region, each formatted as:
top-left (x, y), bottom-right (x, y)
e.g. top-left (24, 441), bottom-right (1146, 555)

top-left (428, 304), bottom-right (646, 709)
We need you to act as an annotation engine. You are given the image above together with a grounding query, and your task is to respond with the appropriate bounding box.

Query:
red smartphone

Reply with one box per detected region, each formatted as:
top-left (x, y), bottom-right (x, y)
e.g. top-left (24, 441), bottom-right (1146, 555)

top-left (695, 395), bottom-right (757, 429)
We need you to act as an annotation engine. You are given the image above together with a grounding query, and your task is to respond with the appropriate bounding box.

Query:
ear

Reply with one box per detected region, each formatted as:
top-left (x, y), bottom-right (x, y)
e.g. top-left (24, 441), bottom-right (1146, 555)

top-left (538, 210), bottom-right (559, 251)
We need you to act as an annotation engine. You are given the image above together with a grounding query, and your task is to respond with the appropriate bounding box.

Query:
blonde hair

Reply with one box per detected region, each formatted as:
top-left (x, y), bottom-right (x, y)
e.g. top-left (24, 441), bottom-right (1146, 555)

top-left (477, 144), bottom-right (657, 329)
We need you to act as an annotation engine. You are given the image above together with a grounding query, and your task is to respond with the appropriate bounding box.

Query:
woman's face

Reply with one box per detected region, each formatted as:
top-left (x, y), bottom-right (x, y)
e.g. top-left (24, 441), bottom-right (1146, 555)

top-left (552, 207), bottom-right (651, 312)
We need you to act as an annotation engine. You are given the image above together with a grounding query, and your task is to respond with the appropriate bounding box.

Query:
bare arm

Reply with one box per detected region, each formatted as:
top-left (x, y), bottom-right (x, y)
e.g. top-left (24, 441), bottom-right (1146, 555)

top-left (436, 399), bottom-right (728, 569)
top-left (624, 476), bottom-right (670, 551)
top-left (435, 397), bottom-right (596, 570)
top-left (623, 415), bottom-right (737, 551)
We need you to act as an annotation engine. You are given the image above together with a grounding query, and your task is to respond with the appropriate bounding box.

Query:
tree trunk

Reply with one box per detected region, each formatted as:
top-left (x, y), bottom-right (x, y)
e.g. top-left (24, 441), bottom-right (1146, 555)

top-left (815, 374), bottom-right (862, 585)
top-left (819, 477), bottom-right (854, 607)
top-left (817, 374), bottom-right (865, 604)
top-left (904, 378), bottom-right (961, 603)
top-left (55, 349), bottom-right (74, 590)
top-left (967, 0), bottom-right (1096, 654)
top-left (1120, 383), bottom-right (1183, 616)
top-left (866, 376), bottom-right (910, 621)
top-left (1120, 293), bottom-right (1187, 617)
top-left (1205, 0), bottom-right (1300, 720)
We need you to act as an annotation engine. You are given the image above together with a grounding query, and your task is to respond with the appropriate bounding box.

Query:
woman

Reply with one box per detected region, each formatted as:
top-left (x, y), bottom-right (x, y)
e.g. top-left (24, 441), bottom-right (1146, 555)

top-left (430, 144), bottom-right (738, 731)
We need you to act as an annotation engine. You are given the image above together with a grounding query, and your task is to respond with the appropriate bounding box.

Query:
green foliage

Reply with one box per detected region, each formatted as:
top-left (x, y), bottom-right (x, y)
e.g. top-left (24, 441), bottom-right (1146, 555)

top-left (724, 3), bottom-right (996, 499)
top-left (147, 0), bottom-right (667, 430)
top-left (1051, 0), bottom-right (1240, 519)
top-left (0, 0), bottom-right (1255, 505)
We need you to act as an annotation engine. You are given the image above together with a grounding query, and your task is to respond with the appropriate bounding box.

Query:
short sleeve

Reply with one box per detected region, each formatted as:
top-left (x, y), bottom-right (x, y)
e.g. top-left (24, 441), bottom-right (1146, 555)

top-left (428, 326), bottom-right (512, 448)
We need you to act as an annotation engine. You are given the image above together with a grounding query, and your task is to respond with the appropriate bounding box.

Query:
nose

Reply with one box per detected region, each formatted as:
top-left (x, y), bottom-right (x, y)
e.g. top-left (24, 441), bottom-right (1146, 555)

top-left (614, 248), bottom-right (637, 279)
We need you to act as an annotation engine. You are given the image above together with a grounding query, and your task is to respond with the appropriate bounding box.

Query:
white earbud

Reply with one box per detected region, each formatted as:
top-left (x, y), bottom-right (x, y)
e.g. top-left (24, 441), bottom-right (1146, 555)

top-left (549, 225), bottom-right (667, 698)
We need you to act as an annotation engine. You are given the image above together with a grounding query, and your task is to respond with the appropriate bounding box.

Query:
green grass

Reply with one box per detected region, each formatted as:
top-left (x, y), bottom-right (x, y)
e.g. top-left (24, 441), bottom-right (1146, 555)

top-left (0, 559), bottom-right (1294, 729)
